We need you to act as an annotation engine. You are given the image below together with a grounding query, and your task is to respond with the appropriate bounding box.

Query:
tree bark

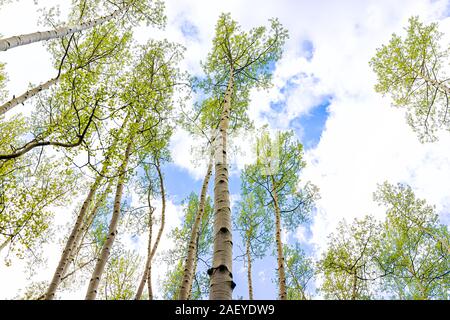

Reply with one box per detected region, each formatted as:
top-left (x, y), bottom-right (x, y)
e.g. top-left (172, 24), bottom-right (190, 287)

top-left (0, 237), bottom-right (11, 253)
top-left (209, 71), bottom-right (235, 300)
top-left (187, 249), bottom-right (199, 299)
top-left (178, 159), bottom-right (213, 300)
top-left (246, 236), bottom-right (254, 300)
top-left (147, 261), bottom-right (153, 300)
top-left (271, 175), bottom-right (287, 300)
top-left (85, 141), bottom-right (132, 300)
top-left (351, 270), bottom-right (357, 300)
top-left (0, 5), bottom-right (129, 52)
top-left (0, 77), bottom-right (59, 116)
top-left (44, 166), bottom-right (107, 300)
top-left (135, 194), bottom-right (154, 300)
top-left (61, 179), bottom-right (113, 280)
top-left (44, 113), bottom-right (128, 300)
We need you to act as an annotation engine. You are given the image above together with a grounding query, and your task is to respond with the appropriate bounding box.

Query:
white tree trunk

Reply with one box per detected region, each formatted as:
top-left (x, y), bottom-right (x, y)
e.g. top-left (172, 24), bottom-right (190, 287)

top-left (61, 179), bottom-right (113, 280)
top-left (85, 141), bottom-right (132, 300)
top-left (271, 176), bottom-right (287, 300)
top-left (0, 77), bottom-right (59, 116)
top-left (0, 6), bottom-right (128, 52)
top-left (44, 169), bottom-right (107, 300)
top-left (179, 159), bottom-right (213, 300)
top-left (135, 195), bottom-right (154, 300)
top-left (209, 72), bottom-right (235, 300)
top-left (135, 159), bottom-right (166, 300)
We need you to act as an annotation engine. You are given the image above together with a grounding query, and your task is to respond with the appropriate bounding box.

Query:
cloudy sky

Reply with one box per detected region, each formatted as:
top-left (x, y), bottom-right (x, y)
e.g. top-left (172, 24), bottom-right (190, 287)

top-left (0, 0), bottom-right (450, 299)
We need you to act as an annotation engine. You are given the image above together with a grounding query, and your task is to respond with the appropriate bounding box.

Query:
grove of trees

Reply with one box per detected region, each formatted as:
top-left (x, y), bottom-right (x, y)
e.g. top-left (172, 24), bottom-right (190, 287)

top-left (0, 1), bottom-right (448, 300)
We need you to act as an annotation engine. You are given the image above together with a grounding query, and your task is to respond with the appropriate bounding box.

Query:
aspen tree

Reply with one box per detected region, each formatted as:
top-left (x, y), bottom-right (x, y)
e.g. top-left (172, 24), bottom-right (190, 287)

top-left (61, 178), bottom-right (115, 282)
top-left (318, 216), bottom-right (382, 300)
top-left (370, 17), bottom-right (450, 142)
top-left (235, 186), bottom-right (271, 300)
top-left (44, 115), bottom-right (129, 300)
top-left (135, 158), bottom-right (167, 300)
top-left (243, 129), bottom-right (316, 299)
top-left (283, 244), bottom-right (314, 300)
top-left (0, 0), bottom-right (165, 52)
top-left (178, 157), bottom-right (213, 300)
top-left (200, 13), bottom-right (288, 300)
top-left (0, 23), bottom-right (131, 116)
top-left (374, 182), bottom-right (450, 299)
top-left (162, 193), bottom-right (213, 300)
top-left (85, 139), bottom-right (133, 300)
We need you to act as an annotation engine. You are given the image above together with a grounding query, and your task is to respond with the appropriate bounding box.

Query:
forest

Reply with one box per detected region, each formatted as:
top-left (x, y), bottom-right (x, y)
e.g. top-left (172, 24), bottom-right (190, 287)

top-left (0, 0), bottom-right (449, 300)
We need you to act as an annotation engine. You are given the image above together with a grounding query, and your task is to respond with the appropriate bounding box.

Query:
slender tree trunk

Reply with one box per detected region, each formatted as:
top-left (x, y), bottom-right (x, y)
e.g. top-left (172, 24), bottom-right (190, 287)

top-left (187, 249), bottom-right (199, 299)
top-left (287, 265), bottom-right (307, 300)
top-left (135, 197), bottom-right (154, 300)
top-left (44, 167), bottom-right (107, 300)
top-left (0, 5), bottom-right (129, 52)
top-left (147, 261), bottom-right (153, 300)
top-left (45, 114), bottom-right (128, 300)
top-left (351, 270), bottom-right (357, 300)
top-left (271, 175), bottom-right (287, 300)
top-left (0, 237), bottom-right (11, 252)
top-left (61, 179), bottom-right (113, 280)
top-left (135, 159), bottom-right (166, 300)
top-left (179, 159), bottom-right (213, 300)
top-left (85, 141), bottom-right (132, 300)
top-left (209, 71), bottom-right (235, 300)
top-left (0, 77), bottom-right (59, 116)
top-left (246, 236), bottom-right (254, 300)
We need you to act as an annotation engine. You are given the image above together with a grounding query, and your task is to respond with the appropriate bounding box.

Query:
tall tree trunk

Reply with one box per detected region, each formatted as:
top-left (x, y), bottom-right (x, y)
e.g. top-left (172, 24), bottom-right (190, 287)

top-left (134, 159), bottom-right (166, 300)
top-left (44, 111), bottom-right (129, 300)
top-left (179, 159), bottom-right (213, 300)
top-left (0, 5), bottom-right (129, 52)
top-left (246, 236), bottom-right (254, 300)
top-left (61, 179), bottom-right (114, 280)
top-left (187, 248), bottom-right (199, 300)
top-left (209, 71), bottom-right (235, 300)
top-left (271, 175), bottom-right (287, 300)
top-left (44, 165), bottom-right (108, 300)
top-left (351, 270), bottom-right (357, 300)
top-left (135, 191), bottom-right (154, 300)
top-left (147, 261), bottom-right (153, 300)
top-left (85, 141), bottom-right (132, 300)
top-left (0, 77), bottom-right (59, 116)
top-left (0, 237), bottom-right (11, 253)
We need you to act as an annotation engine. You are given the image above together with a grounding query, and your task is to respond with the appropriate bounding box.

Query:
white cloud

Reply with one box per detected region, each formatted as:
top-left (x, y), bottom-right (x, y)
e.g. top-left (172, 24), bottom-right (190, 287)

top-left (295, 225), bottom-right (309, 244)
top-left (257, 270), bottom-right (266, 282)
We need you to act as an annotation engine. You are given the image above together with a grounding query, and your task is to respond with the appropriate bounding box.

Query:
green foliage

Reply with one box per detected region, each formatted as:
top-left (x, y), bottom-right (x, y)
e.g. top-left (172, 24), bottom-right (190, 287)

top-left (161, 259), bottom-right (184, 299)
top-left (243, 129), bottom-right (318, 232)
top-left (235, 190), bottom-right (272, 259)
top-left (370, 16), bottom-right (450, 142)
top-left (318, 215), bottom-right (382, 300)
top-left (98, 249), bottom-right (142, 300)
top-left (196, 13), bottom-right (288, 132)
top-left (319, 182), bottom-right (450, 300)
top-left (56, 0), bottom-right (166, 30)
top-left (284, 244), bottom-right (314, 300)
top-left (202, 13), bottom-right (288, 91)
top-left (0, 61), bottom-right (7, 101)
top-left (16, 280), bottom-right (47, 300)
top-left (374, 182), bottom-right (450, 299)
top-left (121, 39), bottom-right (183, 161)
top-left (161, 259), bottom-right (209, 300)
top-left (168, 192), bottom-right (213, 263)
top-left (161, 192), bottom-right (213, 300)
top-left (0, 152), bottom-right (80, 259)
